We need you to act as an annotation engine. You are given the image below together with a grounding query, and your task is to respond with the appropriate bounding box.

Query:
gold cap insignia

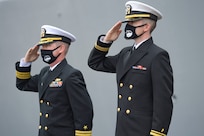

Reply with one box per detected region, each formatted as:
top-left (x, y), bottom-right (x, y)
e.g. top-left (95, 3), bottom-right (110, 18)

top-left (41, 28), bottom-right (46, 38)
top-left (126, 4), bottom-right (131, 15)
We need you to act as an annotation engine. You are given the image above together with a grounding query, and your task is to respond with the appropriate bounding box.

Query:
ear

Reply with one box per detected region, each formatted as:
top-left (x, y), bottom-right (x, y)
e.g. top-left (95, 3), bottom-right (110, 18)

top-left (144, 23), bottom-right (150, 32)
top-left (58, 45), bottom-right (65, 53)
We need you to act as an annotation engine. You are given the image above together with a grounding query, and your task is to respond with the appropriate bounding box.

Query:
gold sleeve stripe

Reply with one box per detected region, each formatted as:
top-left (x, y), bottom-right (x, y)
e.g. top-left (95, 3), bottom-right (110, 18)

top-left (125, 14), bottom-right (150, 19)
top-left (16, 71), bottom-right (31, 79)
top-left (94, 43), bottom-right (109, 52)
top-left (75, 130), bottom-right (92, 136)
top-left (150, 130), bottom-right (166, 136)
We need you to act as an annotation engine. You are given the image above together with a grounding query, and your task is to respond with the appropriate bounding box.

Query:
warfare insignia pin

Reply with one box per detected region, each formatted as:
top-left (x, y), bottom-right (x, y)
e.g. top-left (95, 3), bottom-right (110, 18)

top-left (49, 78), bottom-right (63, 87)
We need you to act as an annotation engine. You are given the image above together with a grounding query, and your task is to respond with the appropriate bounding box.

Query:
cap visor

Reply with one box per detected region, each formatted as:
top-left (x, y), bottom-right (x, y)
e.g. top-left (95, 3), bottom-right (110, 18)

top-left (122, 18), bottom-right (143, 23)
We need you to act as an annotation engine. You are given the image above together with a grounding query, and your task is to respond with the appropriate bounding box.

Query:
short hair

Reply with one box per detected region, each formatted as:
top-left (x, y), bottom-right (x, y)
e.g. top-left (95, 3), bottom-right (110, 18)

top-left (55, 41), bottom-right (70, 55)
top-left (142, 18), bottom-right (157, 33)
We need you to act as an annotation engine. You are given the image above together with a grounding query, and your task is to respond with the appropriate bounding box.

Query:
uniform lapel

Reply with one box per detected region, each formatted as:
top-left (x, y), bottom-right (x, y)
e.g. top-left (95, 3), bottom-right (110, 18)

top-left (39, 59), bottom-right (67, 98)
top-left (117, 38), bottom-right (153, 81)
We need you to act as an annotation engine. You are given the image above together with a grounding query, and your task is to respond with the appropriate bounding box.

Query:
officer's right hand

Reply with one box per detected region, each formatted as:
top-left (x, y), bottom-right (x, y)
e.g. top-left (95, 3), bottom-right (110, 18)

top-left (103, 21), bottom-right (122, 43)
top-left (24, 45), bottom-right (40, 62)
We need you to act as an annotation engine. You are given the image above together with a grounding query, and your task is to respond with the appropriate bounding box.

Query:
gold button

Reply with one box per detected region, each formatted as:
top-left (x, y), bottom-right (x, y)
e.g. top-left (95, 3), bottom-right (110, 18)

top-left (126, 109), bottom-right (130, 114)
top-left (119, 95), bottom-right (122, 99)
top-left (40, 112), bottom-right (42, 116)
top-left (46, 101), bottom-right (50, 106)
top-left (44, 126), bottom-right (48, 131)
top-left (128, 96), bottom-right (132, 101)
top-left (45, 113), bottom-right (49, 118)
top-left (40, 100), bottom-right (43, 104)
top-left (129, 84), bottom-right (133, 89)
top-left (119, 83), bottom-right (123, 87)
top-left (39, 125), bottom-right (42, 129)
top-left (161, 128), bottom-right (165, 132)
top-left (117, 108), bottom-right (121, 112)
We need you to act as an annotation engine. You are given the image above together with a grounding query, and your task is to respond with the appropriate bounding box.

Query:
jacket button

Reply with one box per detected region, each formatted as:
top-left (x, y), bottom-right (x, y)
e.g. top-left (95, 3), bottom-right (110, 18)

top-left (126, 109), bottom-right (130, 114)
top-left (40, 112), bottom-right (42, 116)
top-left (119, 95), bottom-right (122, 99)
top-left (45, 113), bottom-right (49, 118)
top-left (44, 126), bottom-right (48, 131)
top-left (40, 100), bottom-right (43, 104)
top-left (119, 83), bottom-right (123, 87)
top-left (46, 101), bottom-right (50, 106)
top-left (129, 84), bottom-right (133, 89)
top-left (117, 108), bottom-right (121, 112)
top-left (39, 125), bottom-right (42, 129)
top-left (128, 96), bottom-right (132, 101)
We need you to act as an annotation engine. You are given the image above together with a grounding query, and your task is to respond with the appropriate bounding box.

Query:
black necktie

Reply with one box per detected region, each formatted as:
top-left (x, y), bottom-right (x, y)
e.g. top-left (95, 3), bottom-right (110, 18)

top-left (41, 69), bottom-right (51, 82)
top-left (123, 50), bottom-right (132, 67)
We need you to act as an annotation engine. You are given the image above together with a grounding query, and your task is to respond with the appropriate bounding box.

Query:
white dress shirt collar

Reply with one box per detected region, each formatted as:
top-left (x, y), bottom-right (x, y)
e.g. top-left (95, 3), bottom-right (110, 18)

top-left (133, 38), bottom-right (148, 49)
top-left (50, 62), bottom-right (60, 71)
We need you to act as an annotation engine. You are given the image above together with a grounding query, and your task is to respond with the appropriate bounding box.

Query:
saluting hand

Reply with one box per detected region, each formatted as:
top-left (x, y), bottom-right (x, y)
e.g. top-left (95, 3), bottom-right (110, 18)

top-left (24, 45), bottom-right (40, 62)
top-left (103, 21), bottom-right (122, 43)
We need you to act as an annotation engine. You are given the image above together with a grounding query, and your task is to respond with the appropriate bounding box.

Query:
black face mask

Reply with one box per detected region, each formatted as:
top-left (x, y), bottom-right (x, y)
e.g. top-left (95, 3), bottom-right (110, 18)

top-left (40, 46), bottom-right (61, 64)
top-left (124, 23), bottom-right (146, 39)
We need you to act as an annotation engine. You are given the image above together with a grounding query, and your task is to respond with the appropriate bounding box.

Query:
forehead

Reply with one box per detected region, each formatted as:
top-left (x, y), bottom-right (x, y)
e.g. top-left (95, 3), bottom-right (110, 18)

top-left (41, 42), bottom-right (56, 48)
top-left (127, 19), bottom-right (144, 24)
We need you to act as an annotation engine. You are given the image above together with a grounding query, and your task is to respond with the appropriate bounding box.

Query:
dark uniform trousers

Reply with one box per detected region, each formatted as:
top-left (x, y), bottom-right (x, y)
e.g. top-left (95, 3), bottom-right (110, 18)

top-left (88, 36), bottom-right (173, 136)
top-left (16, 59), bottom-right (93, 136)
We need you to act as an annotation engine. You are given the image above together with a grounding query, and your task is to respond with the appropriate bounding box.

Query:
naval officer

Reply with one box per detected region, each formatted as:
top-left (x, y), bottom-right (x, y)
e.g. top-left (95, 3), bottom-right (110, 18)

top-left (16, 25), bottom-right (93, 136)
top-left (88, 1), bottom-right (173, 136)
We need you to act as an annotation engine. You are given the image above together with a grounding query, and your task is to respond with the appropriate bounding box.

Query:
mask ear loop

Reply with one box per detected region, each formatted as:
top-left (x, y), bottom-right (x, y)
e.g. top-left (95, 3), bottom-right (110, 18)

top-left (53, 45), bottom-right (62, 58)
top-left (52, 45), bottom-right (61, 51)
top-left (134, 24), bottom-right (147, 28)
top-left (134, 24), bottom-right (147, 38)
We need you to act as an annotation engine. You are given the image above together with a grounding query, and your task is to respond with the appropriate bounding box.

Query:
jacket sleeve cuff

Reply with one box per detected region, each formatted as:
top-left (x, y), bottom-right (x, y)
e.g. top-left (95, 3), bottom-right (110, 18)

top-left (75, 130), bottom-right (92, 136)
top-left (150, 129), bottom-right (166, 136)
top-left (94, 35), bottom-right (113, 52)
top-left (16, 61), bottom-right (31, 79)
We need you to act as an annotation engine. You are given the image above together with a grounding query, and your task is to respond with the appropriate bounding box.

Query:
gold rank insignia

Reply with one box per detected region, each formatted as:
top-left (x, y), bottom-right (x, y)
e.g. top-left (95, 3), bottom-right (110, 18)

top-left (49, 78), bottom-right (63, 87)
top-left (83, 125), bottom-right (88, 130)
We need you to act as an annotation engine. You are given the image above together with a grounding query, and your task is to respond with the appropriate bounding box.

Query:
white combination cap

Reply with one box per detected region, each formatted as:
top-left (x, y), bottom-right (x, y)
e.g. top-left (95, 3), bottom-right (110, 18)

top-left (38, 25), bottom-right (76, 45)
top-left (123, 1), bottom-right (162, 22)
